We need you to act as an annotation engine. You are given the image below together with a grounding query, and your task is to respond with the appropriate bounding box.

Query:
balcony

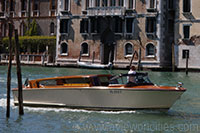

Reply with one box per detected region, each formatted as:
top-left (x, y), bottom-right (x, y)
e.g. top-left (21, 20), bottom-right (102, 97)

top-left (87, 7), bottom-right (125, 16)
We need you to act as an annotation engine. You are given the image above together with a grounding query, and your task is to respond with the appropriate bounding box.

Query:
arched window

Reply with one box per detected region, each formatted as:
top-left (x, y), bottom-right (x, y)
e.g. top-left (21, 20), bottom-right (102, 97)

top-left (125, 43), bottom-right (133, 56)
top-left (81, 43), bottom-right (89, 55)
top-left (60, 42), bottom-right (68, 55)
top-left (146, 43), bottom-right (155, 56)
top-left (50, 22), bottom-right (54, 35)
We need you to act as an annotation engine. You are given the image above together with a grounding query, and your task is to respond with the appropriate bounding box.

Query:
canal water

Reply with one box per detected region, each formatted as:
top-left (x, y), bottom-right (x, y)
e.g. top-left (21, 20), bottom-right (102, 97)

top-left (0, 66), bottom-right (200, 132)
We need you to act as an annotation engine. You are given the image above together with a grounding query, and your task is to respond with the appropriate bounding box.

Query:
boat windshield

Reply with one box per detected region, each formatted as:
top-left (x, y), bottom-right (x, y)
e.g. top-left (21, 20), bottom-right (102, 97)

top-left (110, 72), bottom-right (154, 86)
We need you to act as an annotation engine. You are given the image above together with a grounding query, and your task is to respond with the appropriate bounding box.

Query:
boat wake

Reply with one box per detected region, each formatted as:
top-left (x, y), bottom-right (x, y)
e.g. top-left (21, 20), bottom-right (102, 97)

top-left (0, 98), bottom-right (167, 115)
top-left (0, 98), bottom-right (139, 114)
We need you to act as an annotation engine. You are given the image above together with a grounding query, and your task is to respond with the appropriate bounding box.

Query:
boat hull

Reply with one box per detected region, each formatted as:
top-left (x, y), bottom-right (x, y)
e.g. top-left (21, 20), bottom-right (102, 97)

top-left (12, 87), bottom-right (185, 110)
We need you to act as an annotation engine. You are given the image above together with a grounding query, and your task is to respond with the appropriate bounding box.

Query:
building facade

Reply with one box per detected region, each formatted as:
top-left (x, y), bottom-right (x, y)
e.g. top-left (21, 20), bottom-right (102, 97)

top-left (56, 0), bottom-right (174, 69)
top-left (0, 0), bottom-right (57, 38)
top-left (175, 0), bottom-right (200, 69)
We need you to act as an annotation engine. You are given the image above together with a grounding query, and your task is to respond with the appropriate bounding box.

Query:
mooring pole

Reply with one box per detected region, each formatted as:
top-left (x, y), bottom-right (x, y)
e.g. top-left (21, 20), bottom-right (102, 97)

top-left (78, 51), bottom-right (82, 62)
top-left (137, 48), bottom-right (141, 71)
top-left (6, 23), bottom-right (13, 118)
top-left (172, 43), bottom-right (175, 72)
top-left (185, 51), bottom-right (189, 75)
top-left (129, 52), bottom-right (134, 68)
top-left (92, 51), bottom-right (95, 63)
top-left (14, 29), bottom-right (24, 115)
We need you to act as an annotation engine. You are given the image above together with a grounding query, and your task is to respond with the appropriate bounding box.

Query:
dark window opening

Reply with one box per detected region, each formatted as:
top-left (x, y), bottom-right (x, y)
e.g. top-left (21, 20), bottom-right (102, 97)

top-left (81, 43), bottom-right (89, 54)
top-left (10, 0), bottom-right (14, 11)
top-left (1, 1), bottom-right (5, 11)
top-left (21, 0), bottom-right (27, 10)
top-left (146, 17), bottom-right (156, 33)
top-left (91, 17), bottom-right (100, 33)
top-left (168, 0), bottom-right (173, 9)
top-left (60, 19), bottom-right (69, 33)
top-left (64, 0), bottom-right (69, 10)
top-left (183, 25), bottom-right (190, 39)
top-left (168, 19), bottom-right (174, 33)
top-left (61, 43), bottom-right (68, 54)
top-left (149, 0), bottom-right (155, 9)
top-left (126, 18), bottom-right (134, 33)
top-left (182, 50), bottom-right (189, 59)
top-left (50, 22), bottom-right (54, 34)
top-left (95, 0), bottom-right (100, 7)
top-left (33, 0), bottom-right (39, 10)
top-left (114, 17), bottom-right (122, 33)
top-left (85, 0), bottom-right (89, 9)
top-left (51, 0), bottom-right (56, 10)
top-left (146, 43), bottom-right (155, 56)
top-left (183, 0), bottom-right (191, 13)
top-left (118, 0), bottom-right (124, 6)
top-left (125, 43), bottom-right (133, 55)
top-left (102, 0), bottom-right (108, 7)
top-left (129, 0), bottom-right (134, 9)
top-left (80, 19), bottom-right (89, 33)
top-left (110, 0), bottom-right (116, 6)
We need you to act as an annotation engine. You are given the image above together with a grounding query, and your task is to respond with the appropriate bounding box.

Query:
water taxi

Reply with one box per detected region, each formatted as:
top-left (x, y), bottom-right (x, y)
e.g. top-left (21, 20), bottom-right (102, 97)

top-left (12, 73), bottom-right (186, 110)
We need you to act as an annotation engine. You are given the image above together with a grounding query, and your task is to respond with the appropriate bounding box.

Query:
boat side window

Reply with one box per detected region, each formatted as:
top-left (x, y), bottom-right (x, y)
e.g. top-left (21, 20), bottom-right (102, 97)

top-left (98, 76), bottom-right (110, 86)
top-left (135, 75), bottom-right (154, 85)
top-left (39, 79), bottom-right (57, 86)
top-left (63, 78), bottom-right (90, 84)
top-left (92, 77), bottom-right (101, 86)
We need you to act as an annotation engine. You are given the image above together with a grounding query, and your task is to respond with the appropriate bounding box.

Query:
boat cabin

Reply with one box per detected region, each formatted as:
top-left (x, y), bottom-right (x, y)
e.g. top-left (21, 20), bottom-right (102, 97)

top-left (28, 74), bottom-right (113, 88)
top-left (27, 73), bottom-right (153, 89)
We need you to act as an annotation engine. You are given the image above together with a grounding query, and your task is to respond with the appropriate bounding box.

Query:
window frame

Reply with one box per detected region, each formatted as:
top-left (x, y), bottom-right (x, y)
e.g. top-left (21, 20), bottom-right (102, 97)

top-left (124, 42), bottom-right (134, 57)
top-left (125, 17), bottom-right (135, 35)
top-left (145, 43), bottom-right (156, 57)
top-left (60, 42), bottom-right (68, 55)
top-left (50, 22), bottom-right (55, 35)
top-left (60, 19), bottom-right (69, 34)
top-left (81, 42), bottom-right (89, 56)
top-left (128, 0), bottom-right (136, 10)
top-left (80, 18), bottom-right (89, 34)
top-left (32, 0), bottom-right (40, 16)
top-left (145, 17), bottom-right (156, 36)
top-left (183, 24), bottom-right (191, 39)
top-left (0, 1), bottom-right (6, 12)
top-left (146, 0), bottom-right (157, 11)
top-left (64, 0), bottom-right (70, 11)
top-left (182, 49), bottom-right (189, 59)
top-left (183, 0), bottom-right (191, 13)
top-left (118, 0), bottom-right (124, 7)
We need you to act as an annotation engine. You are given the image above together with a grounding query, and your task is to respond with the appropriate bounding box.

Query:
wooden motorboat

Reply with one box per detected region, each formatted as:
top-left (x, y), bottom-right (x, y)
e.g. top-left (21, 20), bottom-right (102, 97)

top-left (12, 73), bottom-right (186, 110)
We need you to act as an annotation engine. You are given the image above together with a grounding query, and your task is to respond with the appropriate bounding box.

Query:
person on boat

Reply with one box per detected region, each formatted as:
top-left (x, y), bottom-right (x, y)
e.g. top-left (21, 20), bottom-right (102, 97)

top-left (126, 66), bottom-right (136, 87)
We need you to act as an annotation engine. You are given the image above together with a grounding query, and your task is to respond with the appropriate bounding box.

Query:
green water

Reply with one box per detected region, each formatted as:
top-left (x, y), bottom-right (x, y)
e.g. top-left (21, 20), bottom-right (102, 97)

top-left (0, 66), bottom-right (200, 132)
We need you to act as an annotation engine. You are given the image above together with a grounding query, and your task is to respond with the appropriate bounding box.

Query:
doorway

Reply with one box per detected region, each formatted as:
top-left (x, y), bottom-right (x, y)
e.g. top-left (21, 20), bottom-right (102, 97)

top-left (100, 28), bottom-right (115, 64)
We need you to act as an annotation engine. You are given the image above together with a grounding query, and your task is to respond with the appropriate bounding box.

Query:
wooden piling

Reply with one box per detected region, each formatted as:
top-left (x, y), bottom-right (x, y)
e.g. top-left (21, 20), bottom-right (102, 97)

top-left (129, 51), bottom-right (137, 68)
top-left (6, 23), bottom-right (13, 118)
top-left (78, 51), bottom-right (82, 62)
top-left (137, 48), bottom-right (141, 71)
top-left (186, 51), bottom-right (189, 75)
top-left (92, 51), bottom-right (95, 63)
top-left (14, 29), bottom-right (24, 115)
top-left (172, 43), bottom-right (175, 72)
